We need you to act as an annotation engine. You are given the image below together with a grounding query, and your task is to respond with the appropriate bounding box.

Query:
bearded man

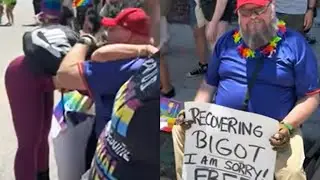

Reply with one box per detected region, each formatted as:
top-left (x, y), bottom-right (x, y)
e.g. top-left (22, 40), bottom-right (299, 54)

top-left (171, 0), bottom-right (320, 180)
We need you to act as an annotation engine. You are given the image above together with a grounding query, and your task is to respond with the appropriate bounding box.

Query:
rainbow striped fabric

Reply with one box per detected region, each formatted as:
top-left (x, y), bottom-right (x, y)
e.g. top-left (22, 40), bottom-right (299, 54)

top-left (53, 91), bottom-right (94, 129)
top-left (73, 0), bottom-right (91, 7)
top-left (111, 80), bottom-right (142, 137)
top-left (92, 134), bottom-right (118, 180)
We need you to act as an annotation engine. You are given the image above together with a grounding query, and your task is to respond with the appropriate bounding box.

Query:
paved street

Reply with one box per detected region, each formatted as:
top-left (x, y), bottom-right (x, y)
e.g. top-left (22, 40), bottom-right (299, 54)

top-left (0, 1), bottom-right (320, 179)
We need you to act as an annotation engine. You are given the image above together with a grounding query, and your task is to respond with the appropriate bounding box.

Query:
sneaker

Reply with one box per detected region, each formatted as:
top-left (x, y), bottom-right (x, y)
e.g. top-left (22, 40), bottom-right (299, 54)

top-left (186, 63), bottom-right (208, 77)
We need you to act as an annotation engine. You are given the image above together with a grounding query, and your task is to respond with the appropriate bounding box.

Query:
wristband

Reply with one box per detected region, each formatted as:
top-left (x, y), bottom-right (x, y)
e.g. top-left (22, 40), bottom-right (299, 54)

top-left (78, 34), bottom-right (96, 46)
top-left (78, 35), bottom-right (98, 53)
top-left (280, 122), bottom-right (294, 135)
top-left (77, 37), bottom-right (93, 46)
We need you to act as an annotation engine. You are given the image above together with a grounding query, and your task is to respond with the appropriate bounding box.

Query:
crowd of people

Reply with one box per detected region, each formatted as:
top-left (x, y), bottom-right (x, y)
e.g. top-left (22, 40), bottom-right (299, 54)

top-left (2, 0), bottom-right (320, 179)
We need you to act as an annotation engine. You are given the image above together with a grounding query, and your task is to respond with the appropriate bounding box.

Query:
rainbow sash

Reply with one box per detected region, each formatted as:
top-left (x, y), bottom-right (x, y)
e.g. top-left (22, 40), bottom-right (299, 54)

top-left (53, 91), bottom-right (94, 129)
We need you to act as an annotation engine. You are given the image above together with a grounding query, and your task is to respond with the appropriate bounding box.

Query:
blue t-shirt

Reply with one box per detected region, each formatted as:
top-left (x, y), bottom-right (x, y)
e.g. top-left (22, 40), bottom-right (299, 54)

top-left (80, 58), bottom-right (145, 135)
top-left (206, 28), bottom-right (320, 121)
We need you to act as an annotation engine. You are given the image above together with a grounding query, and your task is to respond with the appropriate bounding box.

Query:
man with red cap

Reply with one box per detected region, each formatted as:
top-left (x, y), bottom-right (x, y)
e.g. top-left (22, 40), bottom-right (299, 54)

top-left (171, 0), bottom-right (320, 180)
top-left (53, 7), bottom-right (158, 172)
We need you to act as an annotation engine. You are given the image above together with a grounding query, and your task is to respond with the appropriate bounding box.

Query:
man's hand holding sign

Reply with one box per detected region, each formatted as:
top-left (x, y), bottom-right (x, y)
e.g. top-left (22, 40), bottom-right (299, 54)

top-left (177, 102), bottom-right (295, 180)
top-left (269, 122), bottom-right (291, 151)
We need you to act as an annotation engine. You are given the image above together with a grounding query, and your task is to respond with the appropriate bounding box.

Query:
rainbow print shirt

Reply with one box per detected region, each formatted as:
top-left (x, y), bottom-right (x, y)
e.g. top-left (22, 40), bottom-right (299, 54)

top-left (73, 0), bottom-right (91, 7)
top-left (90, 55), bottom-right (160, 179)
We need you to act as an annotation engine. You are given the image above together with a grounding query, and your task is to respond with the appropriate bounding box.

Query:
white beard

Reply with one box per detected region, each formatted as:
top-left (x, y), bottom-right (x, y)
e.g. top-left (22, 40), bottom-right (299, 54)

top-left (239, 17), bottom-right (278, 50)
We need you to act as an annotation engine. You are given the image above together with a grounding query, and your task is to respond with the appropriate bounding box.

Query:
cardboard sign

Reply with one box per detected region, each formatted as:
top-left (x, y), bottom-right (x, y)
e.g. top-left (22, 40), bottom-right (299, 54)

top-left (182, 102), bottom-right (278, 180)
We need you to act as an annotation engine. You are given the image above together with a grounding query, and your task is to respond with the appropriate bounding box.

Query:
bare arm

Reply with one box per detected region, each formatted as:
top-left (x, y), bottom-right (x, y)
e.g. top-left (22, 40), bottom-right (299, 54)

top-left (194, 80), bottom-right (217, 102)
top-left (211, 0), bottom-right (228, 23)
top-left (282, 94), bottom-right (319, 128)
top-left (91, 44), bottom-right (158, 62)
top-left (53, 36), bottom-right (94, 90)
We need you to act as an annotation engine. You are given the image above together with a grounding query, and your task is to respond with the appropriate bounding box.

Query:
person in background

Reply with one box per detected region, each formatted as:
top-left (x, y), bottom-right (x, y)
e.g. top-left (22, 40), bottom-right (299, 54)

top-left (145, 0), bottom-right (175, 97)
top-left (73, 0), bottom-right (94, 30)
top-left (60, 0), bottom-right (76, 28)
top-left (172, 0), bottom-right (320, 179)
top-left (276, 0), bottom-right (316, 34)
top-left (99, 0), bottom-right (144, 18)
top-left (3, 0), bottom-right (16, 26)
top-left (159, 0), bottom-right (171, 51)
top-left (304, 8), bottom-right (317, 44)
top-left (159, 0), bottom-right (175, 98)
top-left (186, 0), bottom-right (233, 77)
top-left (33, 0), bottom-right (41, 16)
top-left (0, 0), bottom-right (3, 24)
top-left (32, 0), bottom-right (41, 24)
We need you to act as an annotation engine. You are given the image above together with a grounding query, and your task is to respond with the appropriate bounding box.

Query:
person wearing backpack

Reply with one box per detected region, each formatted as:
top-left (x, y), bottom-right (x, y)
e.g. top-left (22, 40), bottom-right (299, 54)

top-left (171, 0), bottom-right (320, 180)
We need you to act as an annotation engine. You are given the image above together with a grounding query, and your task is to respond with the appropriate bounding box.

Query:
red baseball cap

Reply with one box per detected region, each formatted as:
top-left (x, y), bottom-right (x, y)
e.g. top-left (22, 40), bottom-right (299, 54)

top-left (236, 0), bottom-right (271, 10)
top-left (101, 8), bottom-right (150, 36)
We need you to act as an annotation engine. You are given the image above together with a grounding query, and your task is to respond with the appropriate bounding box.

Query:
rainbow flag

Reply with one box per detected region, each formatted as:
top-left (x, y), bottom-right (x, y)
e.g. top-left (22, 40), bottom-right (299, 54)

top-left (73, 0), bottom-right (91, 7)
top-left (160, 97), bottom-right (182, 132)
top-left (53, 91), bottom-right (94, 129)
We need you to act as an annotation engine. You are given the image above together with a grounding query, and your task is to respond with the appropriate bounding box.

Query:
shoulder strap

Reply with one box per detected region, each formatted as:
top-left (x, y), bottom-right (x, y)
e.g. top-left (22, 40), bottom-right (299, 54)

top-left (243, 56), bottom-right (264, 111)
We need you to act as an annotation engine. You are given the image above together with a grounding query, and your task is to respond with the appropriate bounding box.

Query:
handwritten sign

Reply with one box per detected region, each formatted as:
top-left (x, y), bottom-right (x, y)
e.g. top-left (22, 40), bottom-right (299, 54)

top-left (182, 102), bottom-right (278, 180)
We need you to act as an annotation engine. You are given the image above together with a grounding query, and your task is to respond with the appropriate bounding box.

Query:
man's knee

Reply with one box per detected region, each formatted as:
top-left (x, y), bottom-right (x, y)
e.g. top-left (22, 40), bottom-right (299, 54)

top-left (275, 129), bottom-right (306, 180)
top-left (172, 125), bottom-right (186, 147)
top-left (275, 167), bottom-right (306, 180)
top-left (172, 125), bottom-right (186, 180)
top-left (286, 168), bottom-right (306, 178)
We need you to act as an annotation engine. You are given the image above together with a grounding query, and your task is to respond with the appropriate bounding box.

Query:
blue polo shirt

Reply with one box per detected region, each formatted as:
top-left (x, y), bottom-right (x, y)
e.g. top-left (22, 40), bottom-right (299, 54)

top-left (206, 29), bottom-right (320, 121)
top-left (79, 58), bottom-right (144, 135)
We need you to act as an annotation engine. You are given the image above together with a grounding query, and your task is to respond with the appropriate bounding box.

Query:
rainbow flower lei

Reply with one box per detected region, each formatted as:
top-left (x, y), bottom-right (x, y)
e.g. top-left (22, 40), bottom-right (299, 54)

top-left (233, 20), bottom-right (287, 59)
